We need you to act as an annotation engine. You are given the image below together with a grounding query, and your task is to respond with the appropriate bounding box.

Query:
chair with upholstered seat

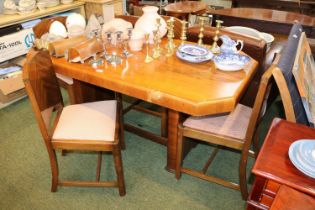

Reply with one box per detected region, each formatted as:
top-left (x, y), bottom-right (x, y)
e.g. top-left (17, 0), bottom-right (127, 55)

top-left (176, 23), bottom-right (305, 200)
top-left (23, 48), bottom-right (126, 195)
top-left (175, 65), bottom-right (276, 200)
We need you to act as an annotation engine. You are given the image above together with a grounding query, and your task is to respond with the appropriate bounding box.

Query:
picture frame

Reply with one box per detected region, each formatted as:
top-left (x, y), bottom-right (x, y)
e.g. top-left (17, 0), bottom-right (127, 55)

top-left (293, 32), bottom-right (315, 126)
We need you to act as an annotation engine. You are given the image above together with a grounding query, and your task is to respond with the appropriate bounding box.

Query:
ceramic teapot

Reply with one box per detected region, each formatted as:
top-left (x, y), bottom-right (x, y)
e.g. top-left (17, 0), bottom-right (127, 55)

top-left (220, 35), bottom-right (243, 54)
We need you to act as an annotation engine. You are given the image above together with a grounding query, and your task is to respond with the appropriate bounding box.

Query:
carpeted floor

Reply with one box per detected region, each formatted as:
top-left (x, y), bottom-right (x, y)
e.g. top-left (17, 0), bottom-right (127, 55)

top-left (0, 93), bottom-right (283, 210)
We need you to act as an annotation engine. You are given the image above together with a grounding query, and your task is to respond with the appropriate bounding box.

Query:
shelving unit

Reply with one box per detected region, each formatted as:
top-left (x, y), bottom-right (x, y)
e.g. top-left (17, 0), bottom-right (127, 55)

top-left (0, 1), bottom-right (85, 28)
top-left (0, 1), bottom-right (86, 109)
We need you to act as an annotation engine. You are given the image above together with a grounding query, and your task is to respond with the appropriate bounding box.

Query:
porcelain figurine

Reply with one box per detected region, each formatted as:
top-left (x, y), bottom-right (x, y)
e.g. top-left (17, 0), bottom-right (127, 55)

top-left (85, 14), bottom-right (102, 38)
top-left (134, 6), bottom-right (167, 44)
top-left (3, 0), bottom-right (18, 14)
top-left (219, 35), bottom-right (243, 54)
top-left (18, 0), bottom-right (36, 13)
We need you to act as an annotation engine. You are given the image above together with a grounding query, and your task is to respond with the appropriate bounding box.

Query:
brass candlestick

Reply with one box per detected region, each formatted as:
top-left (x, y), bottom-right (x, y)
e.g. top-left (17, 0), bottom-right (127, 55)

top-left (152, 30), bottom-right (161, 59)
top-left (156, 18), bottom-right (162, 54)
top-left (144, 33), bottom-right (153, 63)
top-left (197, 16), bottom-right (206, 46)
top-left (166, 17), bottom-right (176, 57)
top-left (211, 20), bottom-right (223, 54)
top-left (180, 20), bottom-right (188, 45)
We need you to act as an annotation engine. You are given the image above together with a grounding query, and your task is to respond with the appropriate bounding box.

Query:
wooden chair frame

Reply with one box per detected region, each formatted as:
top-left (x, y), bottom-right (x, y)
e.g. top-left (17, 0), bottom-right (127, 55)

top-left (23, 49), bottom-right (126, 195)
top-left (175, 63), bottom-right (297, 200)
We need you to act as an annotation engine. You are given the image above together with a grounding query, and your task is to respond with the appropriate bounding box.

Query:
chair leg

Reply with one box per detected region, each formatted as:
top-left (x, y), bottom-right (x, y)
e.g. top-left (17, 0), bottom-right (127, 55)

top-left (61, 150), bottom-right (67, 156)
top-left (120, 114), bottom-right (126, 150)
top-left (252, 127), bottom-right (261, 159)
top-left (239, 150), bottom-right (249, 200)
top-left (96, 152), bottom-right (102, 181)
top-left (116, 93), bottom-right (126, 150)
top-left (113, 146), bottom-right (126, 196)
top-left (67, 84), bottom-right (77, 105)
top-left (161, 108), bottom-right (168, 138)
top-left (175, 127), bottom-right (184, 179)
top-left (49, 150), bottom-right (59, 192)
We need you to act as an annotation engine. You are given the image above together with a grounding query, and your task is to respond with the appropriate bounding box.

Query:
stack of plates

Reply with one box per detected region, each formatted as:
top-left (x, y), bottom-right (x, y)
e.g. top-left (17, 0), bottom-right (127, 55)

top-left (176, 44), bottom-right (213, 63)
top-left (288, 139), bottom-right (315, 178)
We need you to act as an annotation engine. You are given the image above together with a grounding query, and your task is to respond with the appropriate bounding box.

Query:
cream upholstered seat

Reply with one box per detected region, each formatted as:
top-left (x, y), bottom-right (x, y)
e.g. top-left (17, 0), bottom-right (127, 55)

top-left (183, 104), bottom-right (252, 140)
top-left (53, 100), bottom-right (117, 141)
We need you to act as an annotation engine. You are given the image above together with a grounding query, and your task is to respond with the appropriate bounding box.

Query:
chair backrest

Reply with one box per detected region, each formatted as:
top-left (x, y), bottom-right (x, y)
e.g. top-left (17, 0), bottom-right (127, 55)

top-left (242, 64), bottom-right (275, 152)
top-left (23, 48), bottom-right (63, 141)
top-left (272, 23), bottom-right (309, 126)
top-left (116, 15), bottom-right (182, 39)
top-left (33, 16), bottom-right (67, 39)
top-left (187, 26), bottom-right (267, 107)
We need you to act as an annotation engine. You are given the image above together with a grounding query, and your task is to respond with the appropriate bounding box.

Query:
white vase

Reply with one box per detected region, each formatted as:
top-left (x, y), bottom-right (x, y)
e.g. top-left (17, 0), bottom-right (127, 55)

top-left (134, 6), bottom-right (167, 44)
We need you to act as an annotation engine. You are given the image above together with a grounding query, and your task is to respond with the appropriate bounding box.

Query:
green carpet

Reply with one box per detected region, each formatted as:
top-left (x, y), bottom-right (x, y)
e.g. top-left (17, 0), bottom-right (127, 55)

top-left (0, 94), bottom-right (283, 210)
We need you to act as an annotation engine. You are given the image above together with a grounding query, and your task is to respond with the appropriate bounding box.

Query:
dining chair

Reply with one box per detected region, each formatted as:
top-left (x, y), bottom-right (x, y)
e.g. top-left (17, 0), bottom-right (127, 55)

top-left (23, 48), bottom-right (126, 196)
top-left (175, 65), bottom-right (276, 200)
top-left (117, 15), bottom-right (181, 145)
top-left (175, 23), bottom-right (305, 200)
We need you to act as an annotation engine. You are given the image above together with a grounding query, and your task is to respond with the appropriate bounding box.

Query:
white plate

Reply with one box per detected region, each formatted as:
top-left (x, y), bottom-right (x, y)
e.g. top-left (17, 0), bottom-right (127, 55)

top-left (213, 53), bottom-right (250, 71)
top-left (289, 140), bottom-right (315, 179)
top-left (178, 44), bottom-right (210, 57)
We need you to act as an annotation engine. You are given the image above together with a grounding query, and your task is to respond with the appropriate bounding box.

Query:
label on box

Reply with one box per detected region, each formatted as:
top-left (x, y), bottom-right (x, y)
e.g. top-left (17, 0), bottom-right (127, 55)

top-left (0, 28), bottom-right (35, 63)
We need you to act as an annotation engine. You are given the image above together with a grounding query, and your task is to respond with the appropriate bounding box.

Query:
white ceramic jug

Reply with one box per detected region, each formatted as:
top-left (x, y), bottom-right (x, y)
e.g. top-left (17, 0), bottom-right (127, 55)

top-left (134, 6), bottom-right (167, 44)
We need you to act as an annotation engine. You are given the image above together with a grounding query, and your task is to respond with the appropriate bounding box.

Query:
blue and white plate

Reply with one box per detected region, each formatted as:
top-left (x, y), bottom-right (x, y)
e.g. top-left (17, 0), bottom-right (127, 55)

top-left (176, 50), bottom-right (213, 63)
top-left (213, 53), bottom-right (250, 71)
top-left (178, 44), bottom-right (210, 57)
top-left (288, 139), bottom-right (315, 179)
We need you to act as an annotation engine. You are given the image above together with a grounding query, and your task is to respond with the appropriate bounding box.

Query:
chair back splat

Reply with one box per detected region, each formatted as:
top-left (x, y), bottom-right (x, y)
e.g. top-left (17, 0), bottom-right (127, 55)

top-left (23, 49), bottom-right (63, 141)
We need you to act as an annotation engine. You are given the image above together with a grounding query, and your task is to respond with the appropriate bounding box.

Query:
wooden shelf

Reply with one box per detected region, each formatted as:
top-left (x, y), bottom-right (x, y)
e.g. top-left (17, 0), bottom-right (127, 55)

top-left (0, 1), bottom-right (85, 28)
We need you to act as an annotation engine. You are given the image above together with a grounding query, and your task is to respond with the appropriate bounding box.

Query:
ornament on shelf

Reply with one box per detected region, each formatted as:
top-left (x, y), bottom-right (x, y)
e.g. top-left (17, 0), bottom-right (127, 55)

top-left (3, 0), bottom-right (18, 14)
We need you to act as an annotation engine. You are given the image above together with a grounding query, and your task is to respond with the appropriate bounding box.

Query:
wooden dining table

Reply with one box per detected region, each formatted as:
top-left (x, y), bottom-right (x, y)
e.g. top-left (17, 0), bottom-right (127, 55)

top-left (52, 40), bottom-right (258, 171)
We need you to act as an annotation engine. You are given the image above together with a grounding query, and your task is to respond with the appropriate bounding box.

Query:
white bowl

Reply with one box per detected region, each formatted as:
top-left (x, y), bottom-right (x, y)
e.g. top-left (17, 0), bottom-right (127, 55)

top-left (66, 13), bottom-right (86, 31)
top-left (225, 26), bottom-right (275, 49)
top-left (260, 32), bottom-right (275, 49)
top-left (49, 21), bottom-right (68, 38)
top-left (225, 26), bottom-right (263, 40)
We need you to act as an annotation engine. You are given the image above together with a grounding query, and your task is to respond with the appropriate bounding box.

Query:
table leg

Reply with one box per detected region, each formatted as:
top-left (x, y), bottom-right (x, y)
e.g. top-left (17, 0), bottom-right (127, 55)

top-left (166, 109), bottom-right (196, 172)
top-left (166, 109), bottom-right (181, 172)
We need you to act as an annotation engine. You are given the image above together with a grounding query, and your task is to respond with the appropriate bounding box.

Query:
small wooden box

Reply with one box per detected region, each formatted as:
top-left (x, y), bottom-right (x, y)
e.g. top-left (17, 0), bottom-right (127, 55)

top-left (79, 0), bottom-right (124, 19)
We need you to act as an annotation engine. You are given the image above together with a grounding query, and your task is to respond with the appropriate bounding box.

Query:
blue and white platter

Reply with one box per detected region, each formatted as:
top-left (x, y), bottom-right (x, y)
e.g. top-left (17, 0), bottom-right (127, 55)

top-left (178, 44), bottom-right (210, 56)
top-left (176, 44), bottom-right (213, 63)
top-left (288, 139), bottom-right (315, 179)
top-left (213, 53), bottom-right (250, 71)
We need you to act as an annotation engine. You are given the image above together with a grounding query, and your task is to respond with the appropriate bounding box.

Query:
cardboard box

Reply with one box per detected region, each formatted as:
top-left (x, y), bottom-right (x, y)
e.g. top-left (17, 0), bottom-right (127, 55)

top-left (0, 70), bottom-right (26, 104)
top-left (0, 28), bottom-right (35, 63)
